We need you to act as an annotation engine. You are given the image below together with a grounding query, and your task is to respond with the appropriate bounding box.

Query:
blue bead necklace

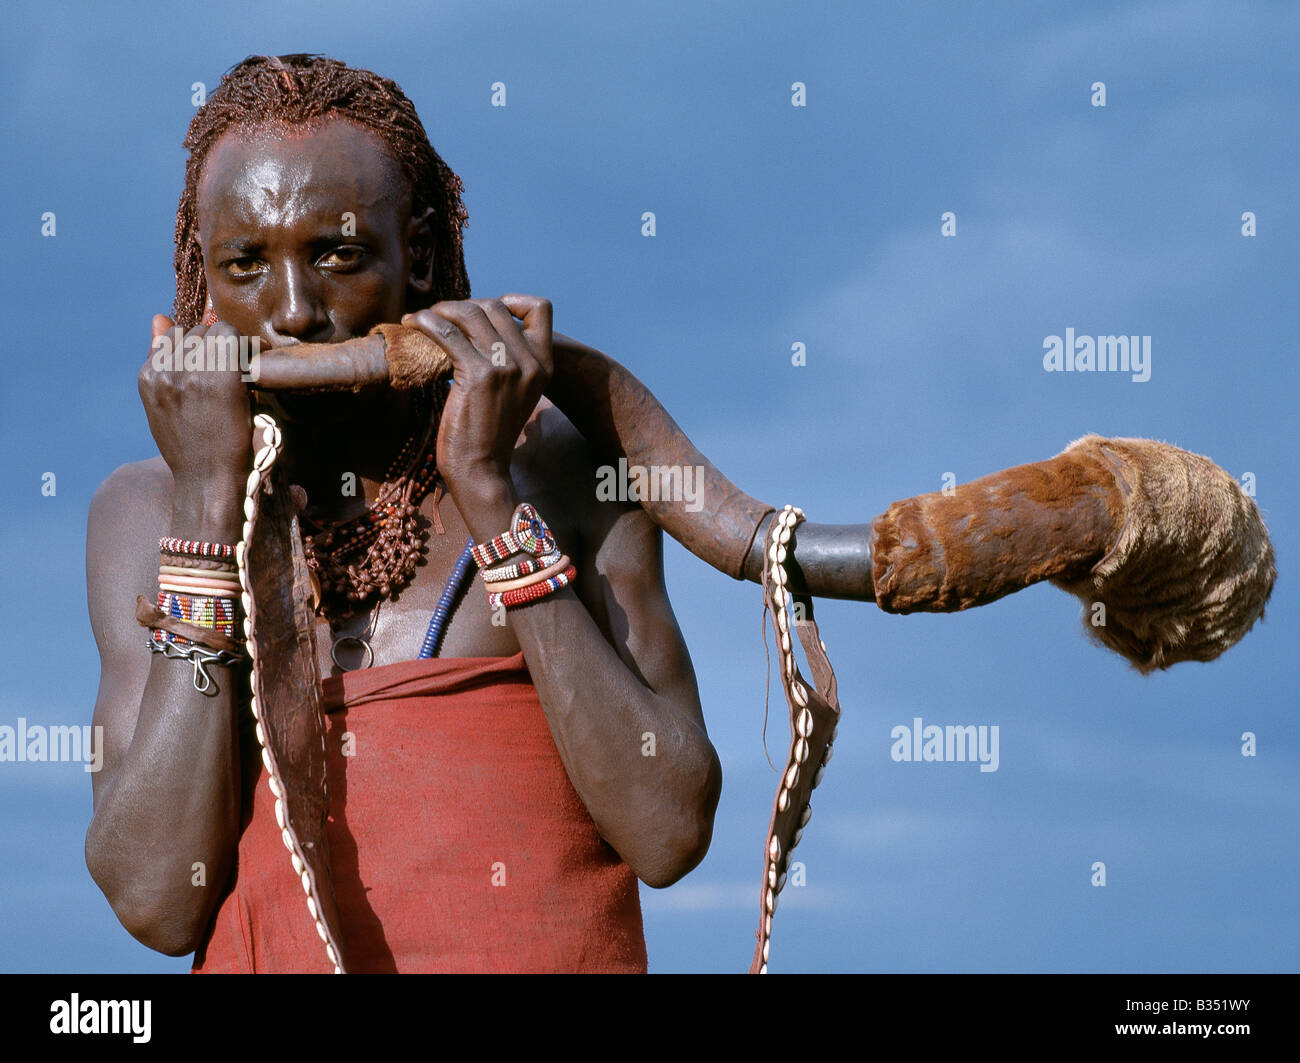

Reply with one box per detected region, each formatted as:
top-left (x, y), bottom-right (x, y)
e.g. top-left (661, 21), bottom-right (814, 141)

top-left (417, 538), bottom-right (477, 658)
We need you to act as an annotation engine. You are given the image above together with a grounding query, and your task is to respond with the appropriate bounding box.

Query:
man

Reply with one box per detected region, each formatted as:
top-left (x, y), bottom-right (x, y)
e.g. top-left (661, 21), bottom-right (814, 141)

top-left (85, 54), bottom-right (721, 972)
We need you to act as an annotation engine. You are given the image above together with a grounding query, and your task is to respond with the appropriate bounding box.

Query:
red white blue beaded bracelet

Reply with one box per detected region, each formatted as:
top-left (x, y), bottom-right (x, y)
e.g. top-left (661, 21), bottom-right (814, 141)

top-left (159, 537), bottom-right (237, 560)
top-left (471, 503), bottom-right (557, 568)
top-left (487, 563), bottom-right (578, 610)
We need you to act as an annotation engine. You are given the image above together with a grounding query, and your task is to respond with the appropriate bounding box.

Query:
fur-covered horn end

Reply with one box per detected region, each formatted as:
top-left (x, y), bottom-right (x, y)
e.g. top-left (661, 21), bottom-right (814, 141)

top-left (372, 323), bottom-right (453, 390)
top-left (1052, 435), bottom-right (1276, 674)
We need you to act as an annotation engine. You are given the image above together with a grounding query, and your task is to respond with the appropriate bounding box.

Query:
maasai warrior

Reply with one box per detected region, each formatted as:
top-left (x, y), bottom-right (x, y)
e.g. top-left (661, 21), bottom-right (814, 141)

top-left (85, 54), bottom-right (721, 972)
top-left (87, 55), bottom-right (1274, 973)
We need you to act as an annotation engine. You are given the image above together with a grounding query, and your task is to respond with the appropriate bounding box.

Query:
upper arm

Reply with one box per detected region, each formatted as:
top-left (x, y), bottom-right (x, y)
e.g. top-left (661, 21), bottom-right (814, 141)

top-left (86, 459), bottom-right (173, 804)
top-left (528, 404), bottom-right (707, 733)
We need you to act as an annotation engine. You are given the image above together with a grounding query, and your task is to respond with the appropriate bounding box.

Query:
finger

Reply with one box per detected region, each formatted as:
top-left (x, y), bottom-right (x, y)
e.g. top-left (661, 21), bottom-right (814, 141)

top-left (498, 294), bottom-right (553, 375)
top-left (401, 307), bottom-right (486, 379)
top-left (431, 300), bottom-right (504, 357)
top-left (474, 298), bottom-right (541, 378)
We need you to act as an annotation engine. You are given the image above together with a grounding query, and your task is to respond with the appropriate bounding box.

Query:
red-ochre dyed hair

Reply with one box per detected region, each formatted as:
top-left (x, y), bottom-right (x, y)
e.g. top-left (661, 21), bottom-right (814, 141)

top-left (173, 54), bottom-right (471, 327)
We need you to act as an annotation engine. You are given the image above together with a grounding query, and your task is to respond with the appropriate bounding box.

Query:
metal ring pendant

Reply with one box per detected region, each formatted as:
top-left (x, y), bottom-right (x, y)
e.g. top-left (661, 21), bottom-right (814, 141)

top-left (331, 634), bottom-right (375, 671)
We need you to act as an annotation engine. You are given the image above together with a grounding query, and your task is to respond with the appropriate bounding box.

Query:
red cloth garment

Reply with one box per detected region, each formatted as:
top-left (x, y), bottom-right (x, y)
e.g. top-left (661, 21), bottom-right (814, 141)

top-left (192, 652), bottom-right (647, 973)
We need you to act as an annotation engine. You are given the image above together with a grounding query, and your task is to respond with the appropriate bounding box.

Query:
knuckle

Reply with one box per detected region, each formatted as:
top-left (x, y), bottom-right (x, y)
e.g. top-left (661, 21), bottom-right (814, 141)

top-left (433, 299), bottom-right (470, 318)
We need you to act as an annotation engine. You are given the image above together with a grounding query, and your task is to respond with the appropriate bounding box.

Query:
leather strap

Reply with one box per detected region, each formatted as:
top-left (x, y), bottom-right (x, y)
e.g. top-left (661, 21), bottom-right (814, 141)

top-left (239, 414), bottom-right (348, 973)
top-left (751, 505), bottom-right (841, 973)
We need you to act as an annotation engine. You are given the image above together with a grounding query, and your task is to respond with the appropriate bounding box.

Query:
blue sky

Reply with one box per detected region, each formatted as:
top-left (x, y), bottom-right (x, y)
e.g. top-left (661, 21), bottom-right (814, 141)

top-left (1, 0), bottom-right (1295, 973)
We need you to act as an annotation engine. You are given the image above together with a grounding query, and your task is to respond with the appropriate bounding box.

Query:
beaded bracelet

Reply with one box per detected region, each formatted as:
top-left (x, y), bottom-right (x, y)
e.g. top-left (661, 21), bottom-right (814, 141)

top-left (152, 591), bottom-right (239, 646)
top-left (471, 503), bottom-right (557, 568)
top-left (480, 550), bottom-right (564, 584)
top-left (488, 564), bottom-right (577, 610)
top-left (159, 537), bottom-right (236, 560)
top-left (483, 555), bottom-right (572, 594)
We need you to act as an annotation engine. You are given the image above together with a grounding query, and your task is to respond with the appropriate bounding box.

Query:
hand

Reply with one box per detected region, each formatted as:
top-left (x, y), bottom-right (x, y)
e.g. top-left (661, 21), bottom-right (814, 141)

top-left (401, 295), bottom-right (553, 503)
top-left (138, 314), bottom-right (253, 520)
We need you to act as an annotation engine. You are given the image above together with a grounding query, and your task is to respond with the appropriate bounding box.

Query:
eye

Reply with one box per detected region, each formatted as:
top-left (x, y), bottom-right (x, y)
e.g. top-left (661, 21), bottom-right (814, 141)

top-left (223, 257), bottom-right (264, 279)
top-left (318, 246), bottom-right (366, 270)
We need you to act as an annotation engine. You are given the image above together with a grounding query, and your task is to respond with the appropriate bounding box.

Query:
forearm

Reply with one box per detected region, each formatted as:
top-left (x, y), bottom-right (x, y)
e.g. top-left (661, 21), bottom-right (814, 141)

top-left (455, 482), bottom-right (720, 888)
top-left (506, 589), bottom-right (721, 887)
top-left (86, 660), bottom-right (242, 954)
top-left (86, 493), bottom-right (245, 954)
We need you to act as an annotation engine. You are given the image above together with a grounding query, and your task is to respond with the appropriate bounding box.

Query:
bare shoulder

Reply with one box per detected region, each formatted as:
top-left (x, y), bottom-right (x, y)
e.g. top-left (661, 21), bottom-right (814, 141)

top-left (90, 457), bottom-right (173, 526)
top-left (86, 459), bottom-right (174, 697)
top-left (87, 458), bottom-right (173, 641)
top-left (517, 368), bottom-right (701, 712)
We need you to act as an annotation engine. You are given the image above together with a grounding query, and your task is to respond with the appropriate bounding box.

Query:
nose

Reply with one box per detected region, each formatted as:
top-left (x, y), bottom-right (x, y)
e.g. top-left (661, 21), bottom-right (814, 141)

top-left (268, 263), bottom-right (330, 344)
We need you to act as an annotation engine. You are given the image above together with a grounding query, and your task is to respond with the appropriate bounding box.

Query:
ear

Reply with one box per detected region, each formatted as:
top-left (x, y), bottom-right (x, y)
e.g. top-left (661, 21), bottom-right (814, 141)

top-left (406, 206), bottom-right (436, 301)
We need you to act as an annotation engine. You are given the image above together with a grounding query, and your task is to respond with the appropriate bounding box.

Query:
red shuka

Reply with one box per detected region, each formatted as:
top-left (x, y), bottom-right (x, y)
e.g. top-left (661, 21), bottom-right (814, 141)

top-left (193, 653), bottom-right (647, 973)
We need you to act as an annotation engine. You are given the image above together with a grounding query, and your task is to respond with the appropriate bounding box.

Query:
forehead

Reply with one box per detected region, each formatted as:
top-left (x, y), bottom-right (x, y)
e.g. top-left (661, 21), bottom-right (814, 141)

top-left (197, 119), bottom-right (408, 238)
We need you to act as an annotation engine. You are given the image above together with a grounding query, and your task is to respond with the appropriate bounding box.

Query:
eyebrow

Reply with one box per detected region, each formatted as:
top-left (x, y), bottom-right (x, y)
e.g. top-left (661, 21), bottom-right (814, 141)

top-left (215, 237), bottom-right (261, 254)
top-left (213, 228), bottom-right (374, 255)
